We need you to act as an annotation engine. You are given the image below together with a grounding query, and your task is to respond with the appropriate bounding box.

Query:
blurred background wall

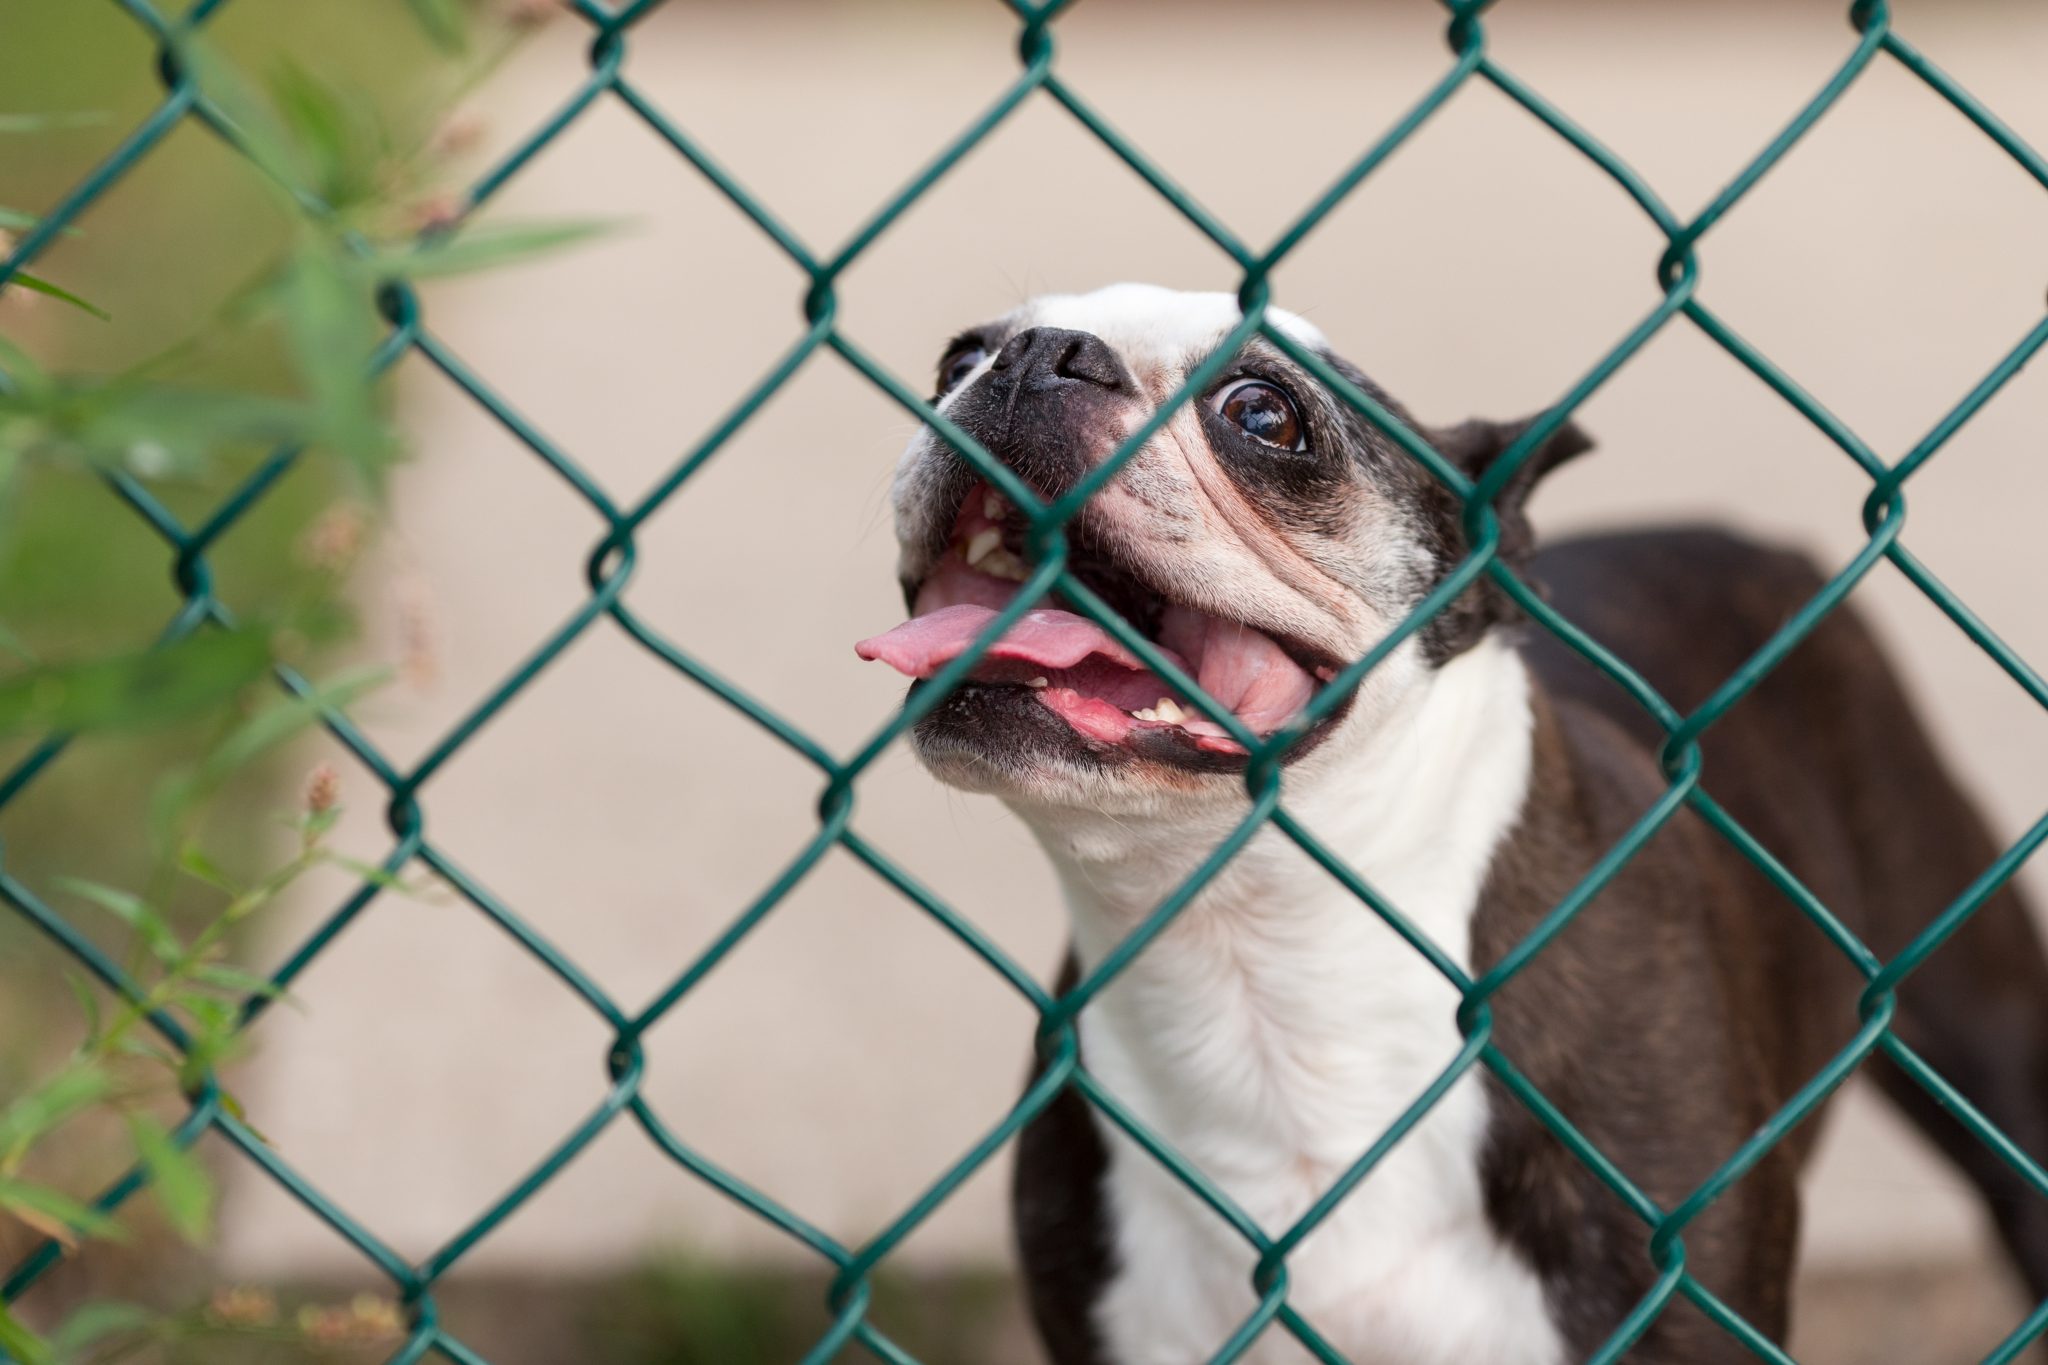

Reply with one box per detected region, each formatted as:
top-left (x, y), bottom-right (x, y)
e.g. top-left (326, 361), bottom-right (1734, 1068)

top-left (10, 0), bottom-right (2047, 1360)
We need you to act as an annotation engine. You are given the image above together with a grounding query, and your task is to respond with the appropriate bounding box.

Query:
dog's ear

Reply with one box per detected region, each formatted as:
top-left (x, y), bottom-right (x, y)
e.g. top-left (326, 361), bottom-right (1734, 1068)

top-left (1430, 414), bottom-right (1593, 561)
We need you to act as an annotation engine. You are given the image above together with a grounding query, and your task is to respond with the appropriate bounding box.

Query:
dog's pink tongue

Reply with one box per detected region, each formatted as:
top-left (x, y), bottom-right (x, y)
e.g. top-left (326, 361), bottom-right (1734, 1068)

top-left (1159, 604), bottom-right (1315, 728)
top-left (855, 603), bottom-right (1152, 678)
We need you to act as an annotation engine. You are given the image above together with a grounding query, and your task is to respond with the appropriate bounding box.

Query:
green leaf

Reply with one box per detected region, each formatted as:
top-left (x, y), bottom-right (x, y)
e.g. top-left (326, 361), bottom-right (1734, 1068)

top-left (0, 1302), bottom-right (54, 1365)
top-left (7, 271), bottom-right (109, 322)
top-left (175, 41), bottom-right (310, 194)
top-left (0, 379), bottom-right (320, 480)
top-left (126, 1116), bottom-right (213, 1245)
top-left (0, 1178), bottom-right (124, 1244)
top-left (277, 240), bottom-right (396, 494)
top-left (53, 879), bottom-right (182, 964)
top-left (149, 664), bottom-right (388, 846)
top-left (176, 845), bottom-right (242, 897)
top-left (407, 0), bottom-right (471, 52)
top-left (111, 1038), bottom-right (178, 1068)
top-left (0, 113), bottom-right (109, 134)
top-left (0, 209), bottom-right (79, 238)
top-left (189, 964), bottom-right (284, 1000)
top-left (63, 972), bottom-right (104, 1049)
top-left (0, 630), bottom-right (273, 738)
top-left (375, 218), bottom-right (619, 279)
top-left (208, 1091), bottom-right (275, 1157)
top-left (316, 852), bottom-right (414, 894)
top-left (0, 1066), bottom-right (116, 1151)
top-left (267, 63), bottom-right (391, 213)
top-left (0, 620), bottom-right (33, 665)
top-left (49, 1301), bottom-right (154, 1356)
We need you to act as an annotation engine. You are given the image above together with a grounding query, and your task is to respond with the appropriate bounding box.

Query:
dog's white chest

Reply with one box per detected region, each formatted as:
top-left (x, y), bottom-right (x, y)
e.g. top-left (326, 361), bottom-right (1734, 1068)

top-left (1040, 642), bottom-right (1565, 1365)
top-left (1079, 920), bottom-right (1565, 1365)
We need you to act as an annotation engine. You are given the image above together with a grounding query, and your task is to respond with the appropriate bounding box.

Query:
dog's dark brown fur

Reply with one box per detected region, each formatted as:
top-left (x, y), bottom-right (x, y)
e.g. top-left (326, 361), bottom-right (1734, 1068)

top-left (1017, 527), bottom-right (2048, 1362)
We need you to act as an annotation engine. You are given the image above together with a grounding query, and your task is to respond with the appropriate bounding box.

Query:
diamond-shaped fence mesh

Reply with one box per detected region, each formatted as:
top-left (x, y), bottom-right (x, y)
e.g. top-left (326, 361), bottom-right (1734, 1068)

top-left (5, 0), bottom-right (2048, 1361)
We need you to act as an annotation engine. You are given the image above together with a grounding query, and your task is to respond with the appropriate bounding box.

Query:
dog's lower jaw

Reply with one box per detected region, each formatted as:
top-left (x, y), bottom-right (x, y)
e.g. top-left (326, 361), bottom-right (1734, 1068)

top-left (1013, 636), bottom-right (1566, 1365)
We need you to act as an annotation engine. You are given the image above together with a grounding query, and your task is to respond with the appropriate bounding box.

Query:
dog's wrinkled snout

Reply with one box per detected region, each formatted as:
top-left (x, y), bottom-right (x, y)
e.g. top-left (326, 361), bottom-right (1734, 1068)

top-left (990, 327), bottom-right (1126, 394)
top-left (966, 326), bottom-right (1134, 499)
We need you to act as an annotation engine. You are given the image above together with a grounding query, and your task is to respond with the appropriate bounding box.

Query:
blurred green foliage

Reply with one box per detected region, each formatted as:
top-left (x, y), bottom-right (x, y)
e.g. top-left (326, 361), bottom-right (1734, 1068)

top-left (0, 3), bottom-right (608, 1359)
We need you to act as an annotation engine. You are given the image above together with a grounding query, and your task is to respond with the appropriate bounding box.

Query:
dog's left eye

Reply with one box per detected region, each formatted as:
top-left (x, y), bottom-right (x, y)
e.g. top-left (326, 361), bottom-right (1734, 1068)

top-left (937, 342), bottom-right (990, 396)
top-left (1210, 379), bottom-right (1306, 451)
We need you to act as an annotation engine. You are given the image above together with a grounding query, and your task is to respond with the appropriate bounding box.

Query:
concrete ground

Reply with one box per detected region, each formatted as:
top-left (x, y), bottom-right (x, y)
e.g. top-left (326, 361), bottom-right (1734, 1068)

top-left (274, 1260), bottom-right (2043, 1364)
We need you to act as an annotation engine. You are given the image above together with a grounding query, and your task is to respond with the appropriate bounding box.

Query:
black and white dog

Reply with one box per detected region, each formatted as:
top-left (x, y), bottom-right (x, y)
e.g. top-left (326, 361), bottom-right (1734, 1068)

top-left (855, 283), bottom-right (2048, 1363)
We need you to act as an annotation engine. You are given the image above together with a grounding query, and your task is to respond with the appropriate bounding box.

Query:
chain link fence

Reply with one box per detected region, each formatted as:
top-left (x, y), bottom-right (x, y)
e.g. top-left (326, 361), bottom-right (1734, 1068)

top-left (6, 0), bottom-right (2048, 1361)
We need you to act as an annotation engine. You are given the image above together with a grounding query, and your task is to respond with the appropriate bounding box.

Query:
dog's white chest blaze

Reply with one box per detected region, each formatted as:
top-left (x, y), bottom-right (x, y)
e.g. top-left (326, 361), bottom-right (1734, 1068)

top-left (1038, 642), bottom-right (1564, 1365)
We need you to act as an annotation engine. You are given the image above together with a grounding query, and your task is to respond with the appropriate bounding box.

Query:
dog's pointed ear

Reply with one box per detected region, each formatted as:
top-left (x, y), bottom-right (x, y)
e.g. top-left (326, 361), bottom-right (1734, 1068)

top-left (1430, 414), bottom-right (1593, 559)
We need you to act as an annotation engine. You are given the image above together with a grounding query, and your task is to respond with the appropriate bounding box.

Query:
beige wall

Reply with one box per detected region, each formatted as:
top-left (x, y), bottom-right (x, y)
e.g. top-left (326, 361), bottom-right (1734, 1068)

top-left (223, 0), bottom-right (2048, 1288)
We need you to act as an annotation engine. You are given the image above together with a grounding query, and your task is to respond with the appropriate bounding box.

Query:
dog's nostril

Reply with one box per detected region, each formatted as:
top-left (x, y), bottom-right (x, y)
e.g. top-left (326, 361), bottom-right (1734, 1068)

top-left (1054, 334), bottom-right (1122, 389)
top-left (990, 331), bottom-right (1034, 372)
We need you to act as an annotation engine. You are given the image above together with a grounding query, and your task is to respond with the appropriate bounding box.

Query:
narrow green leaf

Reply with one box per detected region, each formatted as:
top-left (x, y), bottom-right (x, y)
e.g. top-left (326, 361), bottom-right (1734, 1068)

top-left (0, 208), bottom-right (79, 237)
top-left (0, 113), bottom-right (109, 134)
top-left (377, 219), bottom-right (619, 279)
top-left (0, 630), bottom-right (272, 738)
top-left (0, 1301), bottom-right (54, 1365)
top-left (176, 844), bottom-right (242, 897)
top-left (189, 964), bottom-right (284, 1000)
top-left (63, 971), bottom-right (104, 1049)
top-left (407, 0), bottom-right (471, 52)
top-left (8, 271), bottom-right (109, 322)
top-left (316, 852), bottom-right (414, 894)
top-left (0, 620), bottom-right (33, 665)
top-left (126, 1116), bottom-right (213, 1245)
top-left (53, 878), bottom-right (182, 963)
top-left (0, 380), bottom-right (321, 481)
top-left (215, 1089), bottom-right (272, 1148)
top-left (49, 1301), bottom-right (154, 1355)
top-left (0, 1066), bottom-right (116, 1151)
top-left (149, 665), bottom-right (388, 847)
top-left (111, 1038), bottom-right (178, 1068)
top-left (0, 1178), bottom-right (124, 1243)
top-left (174, 41), bottom-right (309, 194)
top-left (278, 241), bottom-right (395, 493)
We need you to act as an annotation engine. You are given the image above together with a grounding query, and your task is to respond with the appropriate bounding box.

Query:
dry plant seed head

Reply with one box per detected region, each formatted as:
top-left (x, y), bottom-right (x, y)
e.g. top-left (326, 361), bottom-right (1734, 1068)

top-left (303, 763), bottom-right (342, 817)
top-left (406, 191), bottom-right (464, 236)
top-left (208, 1285), bottom-right (279, 1328)
top-left (502, 0), bottom-right (563, 29)
top-left (429, 112), bottom-right (487, 159)
top-left (348, 1294), bottom-right (404, 1339)
top-left (395, 573), bottom-right (439, 691)
top-left (300, 501), bottom-right (370, 572)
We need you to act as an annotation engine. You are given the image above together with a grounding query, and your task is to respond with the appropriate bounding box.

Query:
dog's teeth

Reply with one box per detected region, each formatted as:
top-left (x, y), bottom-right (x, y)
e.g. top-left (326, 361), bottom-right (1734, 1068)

top-left (983, 490), bottom-right (1005, 521)
top-left (1314, 665), bottom-right (1337, 682)
top-left (1131, 707), bottom-right (1158, 722)
top-left (1027, 676), bottom-right (1048, 689)
top-left (1153, 698), bottom-right (1187, 725)
top-left (965, 527), bottom-right (1003, 567)
top-left (981, 547), bottom-right (1030, 582)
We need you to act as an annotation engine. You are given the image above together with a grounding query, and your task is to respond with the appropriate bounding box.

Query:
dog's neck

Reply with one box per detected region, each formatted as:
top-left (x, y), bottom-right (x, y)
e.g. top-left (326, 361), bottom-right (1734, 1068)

top-left (1007, 635), bottom-right (1537, 1189)
top-left (1014, 635), bottom-right (1536, 947)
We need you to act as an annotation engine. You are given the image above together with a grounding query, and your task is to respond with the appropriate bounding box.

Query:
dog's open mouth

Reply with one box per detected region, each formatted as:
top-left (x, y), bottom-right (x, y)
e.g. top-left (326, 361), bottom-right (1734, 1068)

top-left (856, 484), bottom-right (1342, 763)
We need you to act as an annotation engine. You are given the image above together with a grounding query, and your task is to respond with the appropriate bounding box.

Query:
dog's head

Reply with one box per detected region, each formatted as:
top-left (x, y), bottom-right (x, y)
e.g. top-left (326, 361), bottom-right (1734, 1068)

top-left (857, 283), bottom-right (1588, 815)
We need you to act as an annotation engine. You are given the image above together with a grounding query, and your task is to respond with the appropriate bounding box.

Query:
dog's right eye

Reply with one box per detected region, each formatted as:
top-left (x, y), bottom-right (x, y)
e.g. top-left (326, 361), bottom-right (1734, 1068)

top-left (937, 342), bottom-right (990, 395)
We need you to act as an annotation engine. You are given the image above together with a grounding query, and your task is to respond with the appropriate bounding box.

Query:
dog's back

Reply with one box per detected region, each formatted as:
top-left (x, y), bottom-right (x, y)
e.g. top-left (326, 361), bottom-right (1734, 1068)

top-left (1526, 526), bottom-right (2048, 1295)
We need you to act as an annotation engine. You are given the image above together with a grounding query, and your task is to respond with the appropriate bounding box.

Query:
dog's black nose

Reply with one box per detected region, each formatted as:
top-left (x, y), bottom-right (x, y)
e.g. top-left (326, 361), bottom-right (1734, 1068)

top-left (989, 327), bottom-right (1126, 393)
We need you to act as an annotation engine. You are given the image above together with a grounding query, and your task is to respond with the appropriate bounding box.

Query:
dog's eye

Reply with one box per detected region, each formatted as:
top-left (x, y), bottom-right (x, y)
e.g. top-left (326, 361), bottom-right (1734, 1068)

top-left (1211, 379), bottom-right (1305, 451)
top-left (937, 342), bottom-right (990, 395)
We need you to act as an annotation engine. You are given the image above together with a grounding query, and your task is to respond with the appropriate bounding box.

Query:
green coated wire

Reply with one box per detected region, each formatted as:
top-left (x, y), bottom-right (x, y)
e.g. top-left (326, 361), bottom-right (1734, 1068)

top-left (2, 0), bottom-right (2047, 1361)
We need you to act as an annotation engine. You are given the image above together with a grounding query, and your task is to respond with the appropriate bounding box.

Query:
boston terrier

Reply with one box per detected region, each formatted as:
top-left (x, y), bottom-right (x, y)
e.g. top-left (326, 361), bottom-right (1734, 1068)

top-left (853, 283), bottom-right (2048, 1363)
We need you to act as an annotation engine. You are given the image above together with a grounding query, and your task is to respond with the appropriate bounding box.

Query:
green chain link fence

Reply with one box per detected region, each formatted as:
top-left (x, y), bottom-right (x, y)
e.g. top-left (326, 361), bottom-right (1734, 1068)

top-left (6, 0), bottom-right (2048, 1360)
